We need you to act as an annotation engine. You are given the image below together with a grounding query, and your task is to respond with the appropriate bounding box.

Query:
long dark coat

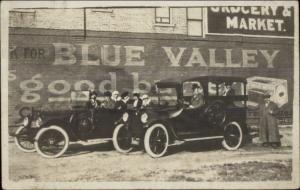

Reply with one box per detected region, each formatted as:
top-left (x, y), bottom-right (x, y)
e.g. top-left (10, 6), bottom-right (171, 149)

top-left (259, 101), bottom-right (280, 143)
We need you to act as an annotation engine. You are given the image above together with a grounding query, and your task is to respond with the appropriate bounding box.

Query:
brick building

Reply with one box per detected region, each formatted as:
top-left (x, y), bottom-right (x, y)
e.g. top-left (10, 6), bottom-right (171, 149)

top-left (8, 7), bottom-right (294, 125)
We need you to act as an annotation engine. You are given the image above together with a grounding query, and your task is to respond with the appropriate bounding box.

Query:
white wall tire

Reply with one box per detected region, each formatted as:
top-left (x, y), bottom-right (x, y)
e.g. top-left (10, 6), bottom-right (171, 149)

top-left (113, 124), bottom-right (133, 153)
top-left (144, 124), bottom-right (169, 158)
top-left (34, 125), bottom-right (69, 158)
top-left (14, 126), bottom-right (36, 153)
top-left (222, 121), bottom-right (243, 150)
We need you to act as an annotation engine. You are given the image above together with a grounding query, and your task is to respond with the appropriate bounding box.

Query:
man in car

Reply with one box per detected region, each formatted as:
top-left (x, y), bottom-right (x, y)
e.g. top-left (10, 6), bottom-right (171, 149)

top-left (101, 91), bottom-right (115, 109)
top-left (189, 83), bottom-right (204, 109)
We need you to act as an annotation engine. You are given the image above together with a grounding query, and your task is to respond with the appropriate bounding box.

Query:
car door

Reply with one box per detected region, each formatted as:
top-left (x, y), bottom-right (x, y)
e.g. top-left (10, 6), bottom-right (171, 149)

top-left (171, 81), bottom-right (213, 138)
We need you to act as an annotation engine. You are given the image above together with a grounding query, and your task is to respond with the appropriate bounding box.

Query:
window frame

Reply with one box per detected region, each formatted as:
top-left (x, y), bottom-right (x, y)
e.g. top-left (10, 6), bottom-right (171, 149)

top-left (155, 7), bottom-right (171, 24)
top-left (186, 7), bottom-right (204, 37)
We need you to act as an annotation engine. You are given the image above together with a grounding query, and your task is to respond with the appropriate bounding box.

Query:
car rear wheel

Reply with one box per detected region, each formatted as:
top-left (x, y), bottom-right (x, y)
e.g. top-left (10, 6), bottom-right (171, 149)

top-left (14, 126), bottom-right (36, 153)
top-left (113, 124), bottom-right (133, 153)
top-left (222, 121), bottom-right (243, 150)
top-left (34, 126), bottom-right (69, 158)
top-left (144, 124), bottom-right (169, 158)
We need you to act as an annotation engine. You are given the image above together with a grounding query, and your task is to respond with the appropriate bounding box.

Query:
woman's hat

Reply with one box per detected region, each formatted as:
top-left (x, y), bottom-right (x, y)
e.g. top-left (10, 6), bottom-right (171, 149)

top-left (141, 94), bottom-right (149, 100)
top-left (192, 83), bottom-right (200, 90)
top-left (89, 91), bottom-right (98, 98)
top-left (133, 91), bottom-right (140, 97)
top-left (112, 91), bottom-right (119, 96)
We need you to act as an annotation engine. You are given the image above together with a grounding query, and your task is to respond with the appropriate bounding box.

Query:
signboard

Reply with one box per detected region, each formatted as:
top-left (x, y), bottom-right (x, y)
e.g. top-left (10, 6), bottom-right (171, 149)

top-left (207, 6), bottom-right (294, 37)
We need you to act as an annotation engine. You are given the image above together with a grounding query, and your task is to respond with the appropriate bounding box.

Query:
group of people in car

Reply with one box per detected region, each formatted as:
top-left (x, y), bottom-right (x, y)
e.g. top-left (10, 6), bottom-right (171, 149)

top-left (87, 90), bottom-right (152, 111)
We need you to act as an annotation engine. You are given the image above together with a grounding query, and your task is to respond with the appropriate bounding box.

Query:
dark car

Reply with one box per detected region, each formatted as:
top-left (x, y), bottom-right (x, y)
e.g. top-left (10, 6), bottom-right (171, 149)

top-left (14, 91), bottom-right (124, 158)
top-left (113, 76), bottom-right (249, 158)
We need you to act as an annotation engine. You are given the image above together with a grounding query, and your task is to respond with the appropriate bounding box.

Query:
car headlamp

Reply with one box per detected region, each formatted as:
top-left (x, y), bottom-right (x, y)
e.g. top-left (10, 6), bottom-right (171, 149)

top-left (122, 112), bottom-right (129, 122)
top-left (141, 113), bottom-right (148, 123)
top-left (23, 117), bottom-right (29, 126)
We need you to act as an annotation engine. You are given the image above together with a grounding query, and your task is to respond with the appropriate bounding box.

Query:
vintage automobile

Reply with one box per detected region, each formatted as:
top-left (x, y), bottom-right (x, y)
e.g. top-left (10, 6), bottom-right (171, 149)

top-left (14, 91), bottom-right (125, 158)
top-left (113, 76), bottom-right (249, 158)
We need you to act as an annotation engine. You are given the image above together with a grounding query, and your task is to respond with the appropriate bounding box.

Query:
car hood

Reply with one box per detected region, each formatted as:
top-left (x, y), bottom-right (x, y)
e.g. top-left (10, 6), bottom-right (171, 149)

top-left (145, 106), bottom-right (183, 119)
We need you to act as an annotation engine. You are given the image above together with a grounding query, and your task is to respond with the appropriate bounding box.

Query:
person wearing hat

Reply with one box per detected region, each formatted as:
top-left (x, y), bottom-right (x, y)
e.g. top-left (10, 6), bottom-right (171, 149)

top-left (111, 90), bottom-right (120, 102)
top-left (189, 83), bottom-right (204, 109)
top-left (86, 91), bottom-right (100, 109)
top-left (115, 91), bottom-right (130, 111)
top-left (141, 94), bottom-right (152, 109)
top-left (259, 94), bottom-right (281, 148)
top-left (133, 92), bottom-right (143, 110)
top-left (223, 82), bottom-right (235, 96)
top-left (101, 91), bottom-right (115, 109)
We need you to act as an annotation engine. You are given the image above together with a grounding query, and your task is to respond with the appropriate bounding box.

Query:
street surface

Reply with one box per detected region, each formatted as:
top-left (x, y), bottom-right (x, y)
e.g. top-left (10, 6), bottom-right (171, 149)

top-left (9, 129), bottom-right (292, 182)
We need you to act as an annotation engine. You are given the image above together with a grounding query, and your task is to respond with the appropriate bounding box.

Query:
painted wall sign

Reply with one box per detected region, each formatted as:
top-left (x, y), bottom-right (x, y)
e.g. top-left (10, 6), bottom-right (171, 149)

top-left (9, 43), bottom-right (292, 69)
top-left (8, 32), bottom-right (294, 125)
top-left (207, 6), bottom-right (294, 37)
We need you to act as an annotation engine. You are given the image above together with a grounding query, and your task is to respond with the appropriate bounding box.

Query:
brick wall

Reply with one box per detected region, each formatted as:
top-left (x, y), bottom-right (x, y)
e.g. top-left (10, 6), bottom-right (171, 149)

top-left (9, 8), bottom-right (188, 34)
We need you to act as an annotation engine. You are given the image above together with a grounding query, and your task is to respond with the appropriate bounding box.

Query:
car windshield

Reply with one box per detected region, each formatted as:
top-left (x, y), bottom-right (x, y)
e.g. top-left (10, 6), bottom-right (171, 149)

top-left (153, 87), bottom-right (178, 107)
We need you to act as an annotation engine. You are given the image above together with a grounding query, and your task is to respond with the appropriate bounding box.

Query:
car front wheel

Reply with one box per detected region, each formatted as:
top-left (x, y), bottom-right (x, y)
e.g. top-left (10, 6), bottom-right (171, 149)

top-left (222, 121), bottom-right (243, 150)
top-left (113, 124), bottom-right (133, 153)
top-left (14, 126), bottom-right (36, 153)
top-left (144, 124), bottom-right (169, 158)
top-left (34, 126), bottom-right (69, 158)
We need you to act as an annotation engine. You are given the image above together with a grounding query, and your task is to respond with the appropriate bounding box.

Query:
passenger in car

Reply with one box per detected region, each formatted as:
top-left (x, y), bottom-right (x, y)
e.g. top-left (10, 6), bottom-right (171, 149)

top-left (101, 91), bottom-right (115, 109)
top-left (189, 84), bottom-right (204, 109)
top-left (86, 91), bottom-right (100, 109)
top-left (141, 94), bottom-right (152, 108)
top-left (111, 90), bottom-right (120, 102)
top-left (223, 82), bottom-right (235, 96)
top-left (116, 91), bottom-right (130, 111)
top-left (133, 92), bottom-right (143, 110)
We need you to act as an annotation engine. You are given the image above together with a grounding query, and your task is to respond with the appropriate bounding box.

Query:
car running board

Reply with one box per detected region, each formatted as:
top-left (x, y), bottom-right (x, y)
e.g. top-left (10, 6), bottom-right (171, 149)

top-left (169, 136), bottom-right (223, 146)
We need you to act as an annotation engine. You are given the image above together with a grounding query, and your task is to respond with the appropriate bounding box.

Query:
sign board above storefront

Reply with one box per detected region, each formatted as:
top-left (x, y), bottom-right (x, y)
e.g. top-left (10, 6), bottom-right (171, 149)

top-left (207, 6), bottom-right (294, 37)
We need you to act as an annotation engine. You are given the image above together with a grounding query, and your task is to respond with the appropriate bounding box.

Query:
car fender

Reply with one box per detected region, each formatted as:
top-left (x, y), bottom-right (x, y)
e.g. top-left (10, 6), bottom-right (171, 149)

top-left (143, 118), bottom-right (178, 141)
top-left (39, 117), bottom-right (76, 140)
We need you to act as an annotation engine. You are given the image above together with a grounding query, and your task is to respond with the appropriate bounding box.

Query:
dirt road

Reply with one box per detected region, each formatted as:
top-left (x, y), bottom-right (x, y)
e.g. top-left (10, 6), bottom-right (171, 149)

top-left (9, 136), bottom-right (292, 182)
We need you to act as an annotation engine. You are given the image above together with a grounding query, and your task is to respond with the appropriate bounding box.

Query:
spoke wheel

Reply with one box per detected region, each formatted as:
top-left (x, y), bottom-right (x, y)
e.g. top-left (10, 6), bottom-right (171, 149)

top-left (144, 124), bottom-right (169, 158)
top-left (113, 124), bottom-right (133, 153)
top-left (14, 126), bottom-right (36, 153)
top-left (222, 121), bottom-right (243, 150)
top-left (34, 126), bottom-right (69, 158)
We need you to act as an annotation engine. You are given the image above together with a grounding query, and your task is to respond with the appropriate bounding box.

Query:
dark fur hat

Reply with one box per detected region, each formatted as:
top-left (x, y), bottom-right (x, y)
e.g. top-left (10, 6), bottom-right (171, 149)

top-left (121, 91), bottom-right (129, 99)
top-left (104, 91), bottom-right (112, 97)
